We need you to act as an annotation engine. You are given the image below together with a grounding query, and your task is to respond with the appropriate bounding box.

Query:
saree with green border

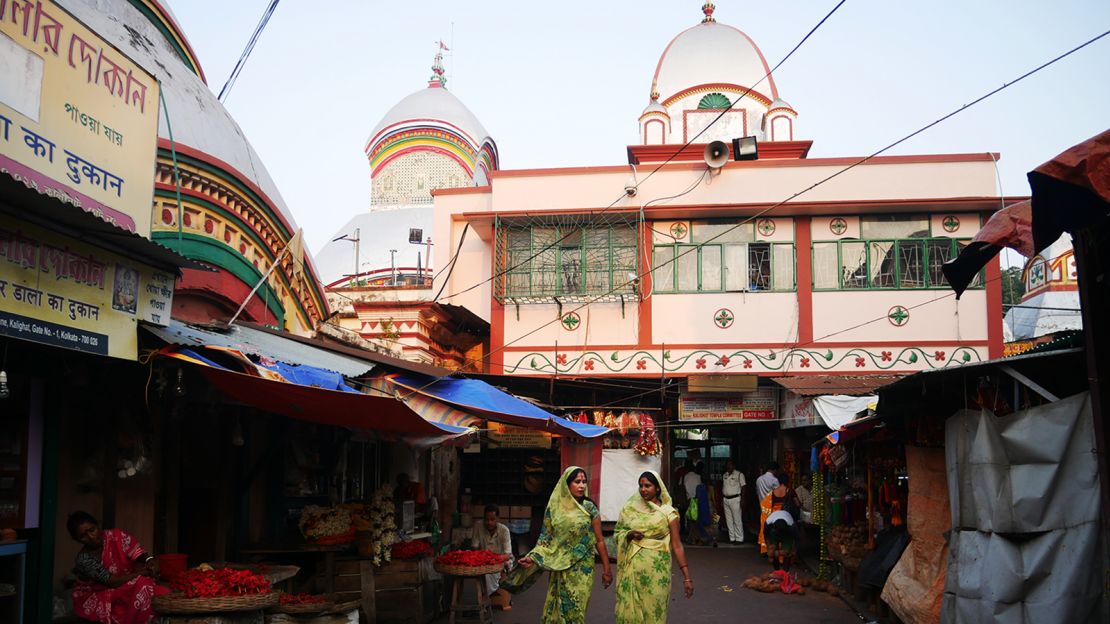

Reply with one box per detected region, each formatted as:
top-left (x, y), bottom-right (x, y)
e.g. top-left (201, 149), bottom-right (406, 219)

top-left (613, 471), bottom-right (678, 623)
top-left (503, 466), bottom-right (599, 623)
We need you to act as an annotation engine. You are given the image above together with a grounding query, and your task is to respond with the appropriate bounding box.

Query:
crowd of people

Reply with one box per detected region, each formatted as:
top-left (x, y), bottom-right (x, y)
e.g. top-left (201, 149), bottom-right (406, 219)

top-left (66, 459), bottom-right (814, 624)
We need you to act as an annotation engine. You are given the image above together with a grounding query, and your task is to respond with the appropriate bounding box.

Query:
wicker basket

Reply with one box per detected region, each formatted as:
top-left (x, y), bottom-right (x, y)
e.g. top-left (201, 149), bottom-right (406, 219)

top-left (271, 594), bottom-right (335, 615)
top-left (434, 561), bottom-right (502, 576)
top-left (152, 592), bottom-right (278, 614)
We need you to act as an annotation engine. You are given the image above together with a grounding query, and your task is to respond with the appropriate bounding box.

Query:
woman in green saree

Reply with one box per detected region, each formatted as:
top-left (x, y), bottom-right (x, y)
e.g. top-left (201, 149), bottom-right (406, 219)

top-left (614, 471), bottom-right (693, 623)
top-left (503, 467), bottom-right (612, 623)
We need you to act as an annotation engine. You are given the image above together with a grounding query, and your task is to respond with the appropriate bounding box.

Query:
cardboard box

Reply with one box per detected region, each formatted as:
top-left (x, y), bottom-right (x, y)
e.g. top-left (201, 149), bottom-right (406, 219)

top-left (510, 505), bottom-right (531, 519)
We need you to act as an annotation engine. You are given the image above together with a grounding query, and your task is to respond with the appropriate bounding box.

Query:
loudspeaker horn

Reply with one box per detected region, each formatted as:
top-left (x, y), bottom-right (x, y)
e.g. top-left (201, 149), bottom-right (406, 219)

top-left (703, 140), bottom-right (730, 169)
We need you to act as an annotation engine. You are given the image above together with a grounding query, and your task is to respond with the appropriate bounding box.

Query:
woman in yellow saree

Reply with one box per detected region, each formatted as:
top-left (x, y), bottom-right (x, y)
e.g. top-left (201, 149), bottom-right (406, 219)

top-left (503, 467), bottom-right (612, 623)
top-left (613, 471), bottom-right (693, 623)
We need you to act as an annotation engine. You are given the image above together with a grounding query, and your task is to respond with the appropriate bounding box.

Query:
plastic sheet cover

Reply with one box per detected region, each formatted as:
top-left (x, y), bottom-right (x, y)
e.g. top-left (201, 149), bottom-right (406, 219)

top-left (942, 392), bottom-right (1101, 623)
top-left (881, 446), bottom-right (950, 624)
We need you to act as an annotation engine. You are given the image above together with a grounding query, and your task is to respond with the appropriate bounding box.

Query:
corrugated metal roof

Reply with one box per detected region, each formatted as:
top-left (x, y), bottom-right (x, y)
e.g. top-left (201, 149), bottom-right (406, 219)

top-left (143, 320), bottom-right (377, 377)
top-left (772, 375), bottom-right (903, 396)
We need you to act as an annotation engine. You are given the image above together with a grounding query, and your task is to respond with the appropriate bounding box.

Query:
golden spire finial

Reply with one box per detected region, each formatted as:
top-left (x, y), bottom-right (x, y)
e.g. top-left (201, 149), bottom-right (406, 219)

top-left (702, 2), bottom-right (716, 23)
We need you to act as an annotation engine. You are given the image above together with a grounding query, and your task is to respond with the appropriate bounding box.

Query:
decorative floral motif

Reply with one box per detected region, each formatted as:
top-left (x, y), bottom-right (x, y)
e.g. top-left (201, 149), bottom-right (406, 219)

top-left (757, 219), bottom-right (776, 237)
top-left (561, 312), bottom-right (581, 331)
top-left (941, 215), bottom-right (960, 233)
top-left (511, 346), bottom-right (982, 374)
top-left (669, 222), bottom-right (689, 240)
top-left (713, 308), bottom-right (735, 329)
top-left (887, 306), bottom-right (910, 327)
top-left (829, 217), bottom-right (848, 235)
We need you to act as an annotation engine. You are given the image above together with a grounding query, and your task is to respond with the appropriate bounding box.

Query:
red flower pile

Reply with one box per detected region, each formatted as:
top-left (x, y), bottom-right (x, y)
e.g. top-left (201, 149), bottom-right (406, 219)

top-left (391, 540), bottom-right (434, 559)
top-left (279, 593), bottom-right (328, 606)
top-left (435, 550), bottom-right (507, 567)
top-left (170, 568), bottom-right (271, 598)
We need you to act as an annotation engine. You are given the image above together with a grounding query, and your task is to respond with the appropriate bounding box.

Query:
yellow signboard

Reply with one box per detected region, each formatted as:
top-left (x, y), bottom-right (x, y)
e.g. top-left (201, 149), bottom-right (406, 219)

top-left (488, 422), bottom-right (552, 448)
top-left (678, 388), bottom-right (778, 421)
top-left (0, 217), bottom-right (174, 359)
top-left (0, 0), bottom-right (159, 235)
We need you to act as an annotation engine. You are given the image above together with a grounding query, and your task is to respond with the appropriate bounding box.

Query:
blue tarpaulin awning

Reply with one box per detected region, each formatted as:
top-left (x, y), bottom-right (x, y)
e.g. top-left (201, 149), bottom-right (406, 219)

top-left (387, 374), bottom-right (610, 438)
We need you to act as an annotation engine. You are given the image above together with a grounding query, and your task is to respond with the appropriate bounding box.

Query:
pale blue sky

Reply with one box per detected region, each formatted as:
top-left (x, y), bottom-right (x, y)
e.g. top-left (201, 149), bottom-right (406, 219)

top-left (165, 0), bottom-right (1110, 266)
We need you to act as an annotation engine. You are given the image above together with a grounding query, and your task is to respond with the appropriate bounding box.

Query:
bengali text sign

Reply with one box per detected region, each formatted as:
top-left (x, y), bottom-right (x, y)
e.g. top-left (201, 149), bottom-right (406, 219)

top-left (0, 0), bottom-right (159, 235)
top-left (0, 217), bottom-right (174, 359)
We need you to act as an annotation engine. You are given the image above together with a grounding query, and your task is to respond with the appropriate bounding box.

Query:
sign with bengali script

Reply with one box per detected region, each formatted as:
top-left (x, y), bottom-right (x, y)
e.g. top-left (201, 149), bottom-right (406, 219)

top-left (0, 218), bottom-right (174, 359)
top-left (780, 393), bottom-right (823, 429)
top-left (0, 0), bottom-right (160, 235)
top-left (678, 388), bottom-right (777, 422)
top-left (487, 422), bottom-right (552, 449)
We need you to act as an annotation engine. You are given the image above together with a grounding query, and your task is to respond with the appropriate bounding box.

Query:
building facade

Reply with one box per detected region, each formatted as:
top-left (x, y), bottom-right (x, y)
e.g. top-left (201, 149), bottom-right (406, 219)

top-left (435, 4), bottom-right (1007, 383)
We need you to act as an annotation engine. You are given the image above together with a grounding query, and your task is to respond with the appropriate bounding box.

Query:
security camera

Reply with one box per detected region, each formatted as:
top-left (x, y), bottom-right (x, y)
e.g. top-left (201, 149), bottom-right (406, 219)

top-left (624, 178), bottom-right (638, 197)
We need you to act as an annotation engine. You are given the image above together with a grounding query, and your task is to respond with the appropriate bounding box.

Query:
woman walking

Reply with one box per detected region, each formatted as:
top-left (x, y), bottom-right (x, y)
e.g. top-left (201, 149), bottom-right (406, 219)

top-left (614, 471), bottom-right (693, 623)
top-left (503, 467), bottom-right (612, 623)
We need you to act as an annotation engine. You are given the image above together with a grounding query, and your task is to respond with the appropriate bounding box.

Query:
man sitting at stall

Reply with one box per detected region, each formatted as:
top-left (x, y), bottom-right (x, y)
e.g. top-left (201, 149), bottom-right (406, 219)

top-left (68, 510), bottom-right (170, 624)
top-left (471, 505), bottom-right (514, 610)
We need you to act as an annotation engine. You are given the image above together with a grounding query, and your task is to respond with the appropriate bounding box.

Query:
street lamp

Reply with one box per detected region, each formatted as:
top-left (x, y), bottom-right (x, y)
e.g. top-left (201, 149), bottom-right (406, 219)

top-left (332, 228), bottom-right (361, 285)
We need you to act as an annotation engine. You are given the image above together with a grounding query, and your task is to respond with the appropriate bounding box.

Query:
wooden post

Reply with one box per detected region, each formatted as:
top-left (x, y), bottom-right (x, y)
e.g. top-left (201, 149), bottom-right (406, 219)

top-left (1073, 226), bottom-right (1110, 593)
top-left (359, 560), bottom-right (376, 623)
top-left (866, 447), bottom-right (874, 551)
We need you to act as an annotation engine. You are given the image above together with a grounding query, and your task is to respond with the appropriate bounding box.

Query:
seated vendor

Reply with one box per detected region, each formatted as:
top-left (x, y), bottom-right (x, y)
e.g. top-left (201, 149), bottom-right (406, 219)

top-left (68, 511), bottom-right (169, 624)
top-left (471, 505), bottom-right (514, 610)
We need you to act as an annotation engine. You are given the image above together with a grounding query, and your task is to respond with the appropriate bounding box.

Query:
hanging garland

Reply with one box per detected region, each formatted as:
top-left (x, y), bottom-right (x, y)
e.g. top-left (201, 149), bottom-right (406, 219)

top-left (814, 465), bottom-right (829, 580)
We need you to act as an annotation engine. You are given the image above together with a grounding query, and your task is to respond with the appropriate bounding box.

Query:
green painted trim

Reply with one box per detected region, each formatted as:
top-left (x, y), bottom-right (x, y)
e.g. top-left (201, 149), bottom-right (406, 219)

top-left (123, 0), bottom-right (202, 79)
top-left (496, 223), bottom-right (638, 300)
top-left (152, 232), bottom-right (286, 324)
top-left (697, 93), bottom-right (732, 109)
top-left (810, 237), bottom-right (985, 291)
top-left (34, 383), bottom-right (59, 624)
top-left (157, 150), bottom-right (293, 241)
top-left (652, 242), bottom-right (796, 293)
top-left (152, 187), bottom-right (325, 325)
top-left (370, 133), bottom-right (478, 159)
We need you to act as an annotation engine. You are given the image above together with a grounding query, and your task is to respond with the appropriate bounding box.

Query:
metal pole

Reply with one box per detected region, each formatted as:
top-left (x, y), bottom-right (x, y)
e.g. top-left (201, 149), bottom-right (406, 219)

top-left (390, 249), bottom-right (398, 285)
top-left (354, 228), bottom-right (361, 285)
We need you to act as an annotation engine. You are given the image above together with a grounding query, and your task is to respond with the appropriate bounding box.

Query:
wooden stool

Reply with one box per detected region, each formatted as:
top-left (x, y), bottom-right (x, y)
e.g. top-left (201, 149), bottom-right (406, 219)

top-left (447, 575), bottom-right (493, 624)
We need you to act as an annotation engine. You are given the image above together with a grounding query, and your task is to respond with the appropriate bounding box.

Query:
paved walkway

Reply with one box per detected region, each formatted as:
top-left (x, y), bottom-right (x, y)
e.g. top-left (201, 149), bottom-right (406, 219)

top-left (435, 543), bottom-right (864, 624)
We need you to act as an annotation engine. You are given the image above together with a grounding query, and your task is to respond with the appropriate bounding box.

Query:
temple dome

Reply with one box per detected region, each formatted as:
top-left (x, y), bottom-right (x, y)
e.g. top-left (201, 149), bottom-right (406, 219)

top-left (366, 84), bottom-right (493, 154)
top-left (652, 19), bottom-right (778, 106)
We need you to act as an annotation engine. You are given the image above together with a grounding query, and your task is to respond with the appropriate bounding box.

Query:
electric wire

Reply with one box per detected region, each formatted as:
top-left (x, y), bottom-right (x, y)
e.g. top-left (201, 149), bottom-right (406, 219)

top-left (218, 0), bottom-right (281, 103)
top-left (418, 27), bottom-right (1110, 384)
top-left (433, 0), bottom-right (849, 304)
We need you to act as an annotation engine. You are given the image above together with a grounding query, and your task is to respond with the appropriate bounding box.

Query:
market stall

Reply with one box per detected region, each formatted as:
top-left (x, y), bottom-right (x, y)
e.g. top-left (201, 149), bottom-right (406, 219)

top-left (139, 320), bottom-right (610, 623)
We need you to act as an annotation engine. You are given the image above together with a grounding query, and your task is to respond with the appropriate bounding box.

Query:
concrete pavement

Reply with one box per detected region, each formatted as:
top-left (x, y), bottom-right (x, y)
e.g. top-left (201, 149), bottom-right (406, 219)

top-left (436, 543), bottom-right (865, 624)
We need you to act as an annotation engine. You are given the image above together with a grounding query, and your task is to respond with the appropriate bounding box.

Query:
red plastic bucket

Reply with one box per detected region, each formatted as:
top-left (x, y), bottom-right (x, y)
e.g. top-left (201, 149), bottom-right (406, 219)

top-left (157, 553), bottom-right (188, 581)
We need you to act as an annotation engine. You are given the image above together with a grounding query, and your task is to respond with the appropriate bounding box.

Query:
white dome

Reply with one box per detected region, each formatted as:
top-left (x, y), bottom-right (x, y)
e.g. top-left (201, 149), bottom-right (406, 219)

top-left (652, 21), bottom-right (778, 105)
top-left (365, 85), bottom-right (492, 152)
top-left (640, 99), bottom-right (669, 117)
top-left (58, 0), bottom-right (301, 230)
top-left (769, 98), bottom-right (795, 111)
top-left (314, 207), bottom-right (434, 287)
